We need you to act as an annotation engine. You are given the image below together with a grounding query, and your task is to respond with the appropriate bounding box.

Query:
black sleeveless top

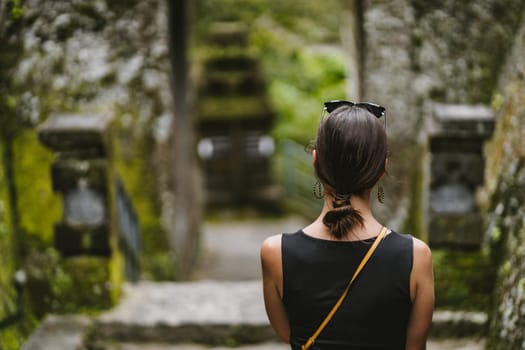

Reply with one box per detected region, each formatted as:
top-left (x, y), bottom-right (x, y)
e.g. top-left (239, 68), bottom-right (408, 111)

top-left (282, 230), bottom-right (413, 350)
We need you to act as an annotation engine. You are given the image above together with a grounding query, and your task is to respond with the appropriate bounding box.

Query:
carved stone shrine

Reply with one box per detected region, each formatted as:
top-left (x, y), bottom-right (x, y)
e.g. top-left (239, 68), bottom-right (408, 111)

top-left (427, 103), bottom-right (494, 248)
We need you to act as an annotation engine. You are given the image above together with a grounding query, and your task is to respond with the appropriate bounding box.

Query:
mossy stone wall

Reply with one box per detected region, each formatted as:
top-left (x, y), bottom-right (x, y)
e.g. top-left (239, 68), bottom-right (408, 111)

top-left (0, 131), bottom-right (58, 349)
top-left (4, 0), bottom-right (175, 282)
top-left (482, 5), bottom-right (525, 347)
top-left (410, 0), bottom-right (524, 105)
top-left (361, 0), bottom-right (523, 314)
top-left (1, 0), bottom-right (175, 347)
top-left (363, 0), bottom-right (524, 235)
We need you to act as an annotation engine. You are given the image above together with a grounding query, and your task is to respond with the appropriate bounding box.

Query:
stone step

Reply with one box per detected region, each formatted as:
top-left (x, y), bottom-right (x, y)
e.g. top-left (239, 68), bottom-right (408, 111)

top-left (99, 342), bottom-right (288, 350)
top-left (22, 280), bottom-right (488, 350)
top-left (93, 280), bottom-right (487, 345)
top-left (98, 339), bottom-right (487, 350)
top-left (21, 314), bottom-right (92, 350)
top-left (94, 280), bottom-right (276, 344)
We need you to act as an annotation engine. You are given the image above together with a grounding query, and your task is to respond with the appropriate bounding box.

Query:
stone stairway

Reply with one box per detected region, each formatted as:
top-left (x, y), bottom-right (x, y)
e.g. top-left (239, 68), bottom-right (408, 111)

top-left (23, 279), bottom-right (487, 350)
top-left (22, 216), bottom-right (488, 349)
top-left (96, 280), bottom-right (274, 345)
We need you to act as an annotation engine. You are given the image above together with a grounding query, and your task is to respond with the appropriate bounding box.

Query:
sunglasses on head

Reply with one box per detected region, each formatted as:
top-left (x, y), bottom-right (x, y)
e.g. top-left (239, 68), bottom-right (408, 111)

top-left (321, 100), bottom-right (387, 128)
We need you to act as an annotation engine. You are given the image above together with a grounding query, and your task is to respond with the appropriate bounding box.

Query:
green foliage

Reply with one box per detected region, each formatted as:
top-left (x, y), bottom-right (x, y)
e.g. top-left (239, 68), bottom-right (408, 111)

top-left (195, 0), bottom-right (343, 43)
top-left (253, 38), bottom-right (347, 143)
top-left (223, 336), bottom-right (239, 347)
top-left (0, 213), bottom-right (20, 349)
top-left (22, 247), bottom-right (61, 316)
top-left (433, 249), bottom-right (492, 311)
top-left (0, 317), bottom-right (38, 350)
top-left (8, 0), bottom-right (24, 19)
top-left (195, 0), bottom-right (348, 144)
top-left (58, 257), bottom-right (114, 312)
top-left (0, 133), bottom-right (35, 350)
top-left (257, 28), bottom-right (347, 143)
top-left (22, 247), bottom-right (117, 315)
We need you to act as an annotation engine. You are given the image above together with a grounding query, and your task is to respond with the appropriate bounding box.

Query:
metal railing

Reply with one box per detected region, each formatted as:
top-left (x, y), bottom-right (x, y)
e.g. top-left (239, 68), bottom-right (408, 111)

top-left (115, 178), bottom-right (140, 282)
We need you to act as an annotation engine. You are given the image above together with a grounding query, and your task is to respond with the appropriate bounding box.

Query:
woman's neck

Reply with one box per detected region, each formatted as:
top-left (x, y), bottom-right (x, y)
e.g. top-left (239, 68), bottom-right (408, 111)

top-left (303, 193), bottom-right (383, 241)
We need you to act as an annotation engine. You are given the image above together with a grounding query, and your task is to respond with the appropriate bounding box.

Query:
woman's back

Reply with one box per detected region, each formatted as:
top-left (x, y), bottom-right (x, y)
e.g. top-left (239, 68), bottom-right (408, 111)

top-left (282, 230), bottom-right (413, 350)
top-left (261, 101), bottom-right (433, 349)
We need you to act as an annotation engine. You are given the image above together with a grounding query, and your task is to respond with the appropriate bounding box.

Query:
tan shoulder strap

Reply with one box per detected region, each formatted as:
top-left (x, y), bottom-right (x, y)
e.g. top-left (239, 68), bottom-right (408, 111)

top-left (301, 226), bottom-right (388, 350)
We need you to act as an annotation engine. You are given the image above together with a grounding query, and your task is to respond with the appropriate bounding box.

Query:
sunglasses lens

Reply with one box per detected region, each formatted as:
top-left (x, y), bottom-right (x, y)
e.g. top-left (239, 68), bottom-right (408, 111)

top-left (324, 100), bottom-right (385, 119)
top-left (324, 101), bottom-right (354, 113)
top-left (365, 105), bottom-right (385, 118)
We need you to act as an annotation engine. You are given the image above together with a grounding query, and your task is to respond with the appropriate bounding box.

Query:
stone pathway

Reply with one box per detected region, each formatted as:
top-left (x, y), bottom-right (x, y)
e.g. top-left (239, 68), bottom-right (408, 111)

top-left (194, 215), bottom-right (307, 280)
top-left (105, 343), bottom-right (288, 350)
top-left (106, 339), bottom-right (486, 350)
top-left (96, 281), bottom-right (274, 344)
top-left (23, 215), bottom-right (487, 350)
top-left (94, 279), bottom-right (485, 350)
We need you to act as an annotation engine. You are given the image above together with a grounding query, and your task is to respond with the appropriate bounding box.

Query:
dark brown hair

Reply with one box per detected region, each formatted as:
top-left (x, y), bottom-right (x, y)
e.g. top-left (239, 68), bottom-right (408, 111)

top-left (314, 105), bottom-right (387, 239)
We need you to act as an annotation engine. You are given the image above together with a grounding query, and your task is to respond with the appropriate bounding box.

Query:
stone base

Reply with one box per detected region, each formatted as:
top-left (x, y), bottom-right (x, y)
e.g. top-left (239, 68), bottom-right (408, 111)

top-left (431, 310), bottom-right (488, 338)
top-left (57, 256), bottom-right (116, 312)
top-left (21, 314), bottom-right (92, 350)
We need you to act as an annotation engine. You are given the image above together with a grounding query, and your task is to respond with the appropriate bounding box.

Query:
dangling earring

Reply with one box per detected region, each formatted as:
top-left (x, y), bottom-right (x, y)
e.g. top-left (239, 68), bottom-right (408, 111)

top-left (313, 180), bottom-right (324, 199)
top-left (377, 184), bottom-right (385, 204)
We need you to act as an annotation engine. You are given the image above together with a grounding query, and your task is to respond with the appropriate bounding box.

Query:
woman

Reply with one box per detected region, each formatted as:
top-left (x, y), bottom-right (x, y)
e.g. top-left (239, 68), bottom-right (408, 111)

top-left (261, 101), bottom-right (434, 350)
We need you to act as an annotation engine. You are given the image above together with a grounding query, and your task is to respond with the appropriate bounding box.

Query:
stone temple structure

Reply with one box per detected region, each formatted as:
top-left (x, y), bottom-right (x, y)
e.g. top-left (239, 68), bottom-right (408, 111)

top-left (426, 103), bottom-right (494, 247)
top-left (195, 22), bottom-right (277, 208)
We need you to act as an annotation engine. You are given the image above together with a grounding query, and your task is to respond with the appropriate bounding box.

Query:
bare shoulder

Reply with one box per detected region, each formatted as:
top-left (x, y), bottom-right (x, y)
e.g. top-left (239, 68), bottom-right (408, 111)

top-left (409, 237), bottom-right (434, 304)
top-left (411, 236), bottom-right (433, 271)
top-left (412, 237), bottom-right (432, 259)
top-left (260, 234), bottom-right (284, 287)
top-left (260, 234), bottom-right (283, 262)
top-left (262, 233), bottom-right (282, 249)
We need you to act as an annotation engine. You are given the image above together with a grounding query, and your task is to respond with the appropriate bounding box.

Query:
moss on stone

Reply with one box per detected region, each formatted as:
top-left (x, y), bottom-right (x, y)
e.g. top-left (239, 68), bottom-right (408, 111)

top-left (112, 132), bottom-right (174, 280)
top-left (481, 26), bottom-right (525, 343)
top-left (108, 248), bottom-right (124, 304)
top-left (1, 133), bottom-right (50, 349)
top-left (432, 249), bottom-right (492, 311)
top-left (410, 0), bottom-right (525, 104)
top-left (0, 0), bottom-right (175, 346)
top-left (0, 148), bottom-right (15, 314)
top-left (55, 256), bottom-right (113, 313)
top-left (198, 96), bottom-right (272, 121)
top-left (13, 130), bottom-right (61, 245)
top-left (401, 143), bottom-right (426, 240)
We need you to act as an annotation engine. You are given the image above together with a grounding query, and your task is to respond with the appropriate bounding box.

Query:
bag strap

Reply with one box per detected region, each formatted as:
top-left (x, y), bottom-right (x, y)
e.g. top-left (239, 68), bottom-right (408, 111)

top-left (301, 226), bottom-right (388, 350)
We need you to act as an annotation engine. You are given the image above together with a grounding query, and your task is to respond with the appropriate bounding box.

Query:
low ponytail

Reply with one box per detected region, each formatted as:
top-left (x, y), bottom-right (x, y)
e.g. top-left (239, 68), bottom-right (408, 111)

top-left (322, 195), bottom-right (364, 239)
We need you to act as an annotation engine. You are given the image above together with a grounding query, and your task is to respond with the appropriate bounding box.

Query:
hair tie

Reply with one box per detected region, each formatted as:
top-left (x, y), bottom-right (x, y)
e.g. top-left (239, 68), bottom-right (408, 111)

top-left (334, 193), bottom-right (352, 207)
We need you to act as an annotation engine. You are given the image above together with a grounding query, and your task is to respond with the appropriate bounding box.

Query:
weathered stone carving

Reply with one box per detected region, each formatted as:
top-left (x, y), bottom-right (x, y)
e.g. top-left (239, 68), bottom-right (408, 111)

top-left (427, 103), bottom-right (494, 247)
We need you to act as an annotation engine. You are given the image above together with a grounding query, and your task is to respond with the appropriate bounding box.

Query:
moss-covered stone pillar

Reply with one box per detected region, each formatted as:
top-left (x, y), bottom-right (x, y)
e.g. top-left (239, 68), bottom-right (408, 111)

top-left (37, 114), bottom-right (123, 310)
top-left (425, 104), bottom-right (496, 310)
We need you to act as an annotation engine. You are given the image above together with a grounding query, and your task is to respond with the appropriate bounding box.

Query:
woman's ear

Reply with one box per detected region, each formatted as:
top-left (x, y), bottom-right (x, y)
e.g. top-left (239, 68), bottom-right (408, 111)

top-left (312, 149), bottom-right (317, 166)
